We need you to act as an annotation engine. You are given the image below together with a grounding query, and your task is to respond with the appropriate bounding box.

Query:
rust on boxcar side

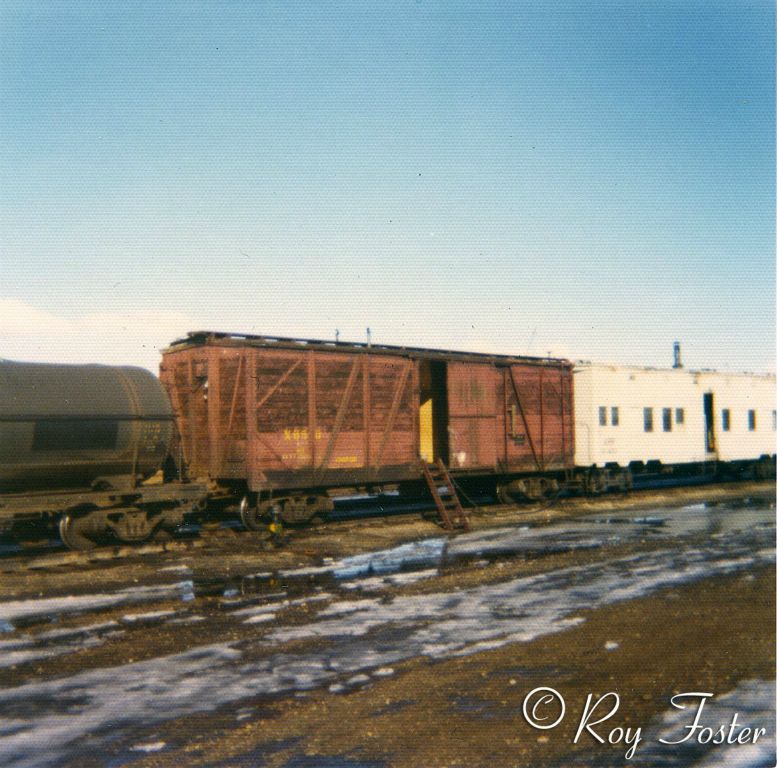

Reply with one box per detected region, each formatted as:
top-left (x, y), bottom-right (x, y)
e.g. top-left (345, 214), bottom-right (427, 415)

top-left (314, 357), bottom-right (359, 480)
top-left (161, 341), bottom-right (421, 491)
top-left (446, 362), bottom-right (497, 470)
top-left (160, 332), bottom-right (575, 498)
top-left (506, 365), bottom-right (542, 471)
top-left (443, 360), bottom-right (573, 476)
top-left (373, 359), bottom-right (413, 471)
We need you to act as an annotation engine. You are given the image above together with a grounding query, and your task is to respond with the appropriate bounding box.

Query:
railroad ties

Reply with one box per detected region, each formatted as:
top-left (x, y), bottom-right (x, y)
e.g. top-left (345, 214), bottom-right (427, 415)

top-left (421, 459), bottom-right (470, 532)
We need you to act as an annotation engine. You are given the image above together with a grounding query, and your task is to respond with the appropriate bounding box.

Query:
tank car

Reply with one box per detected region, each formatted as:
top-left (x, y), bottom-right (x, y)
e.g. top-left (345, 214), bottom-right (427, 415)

top-left (0, 360), bottom-right (207, 549)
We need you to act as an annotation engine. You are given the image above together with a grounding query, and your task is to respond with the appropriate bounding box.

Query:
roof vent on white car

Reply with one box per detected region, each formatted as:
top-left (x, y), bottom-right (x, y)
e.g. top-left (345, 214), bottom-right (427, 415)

top-left (673, 341), bottom-right (683, 369)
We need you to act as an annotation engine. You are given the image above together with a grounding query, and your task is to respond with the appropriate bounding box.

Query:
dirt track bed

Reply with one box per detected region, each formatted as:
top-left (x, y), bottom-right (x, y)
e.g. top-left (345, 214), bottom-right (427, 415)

top-left (0, 481), bottom-right (773, 768)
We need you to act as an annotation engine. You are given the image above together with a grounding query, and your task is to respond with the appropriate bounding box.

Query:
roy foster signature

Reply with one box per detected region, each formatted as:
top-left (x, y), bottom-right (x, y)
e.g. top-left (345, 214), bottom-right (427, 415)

top-left (521, 687), bottom-right (768, 760)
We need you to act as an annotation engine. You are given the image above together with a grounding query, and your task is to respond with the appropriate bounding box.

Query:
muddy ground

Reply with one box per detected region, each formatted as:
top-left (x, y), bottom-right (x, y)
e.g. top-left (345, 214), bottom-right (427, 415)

top-left (0, 480), bottom-right (774, 768)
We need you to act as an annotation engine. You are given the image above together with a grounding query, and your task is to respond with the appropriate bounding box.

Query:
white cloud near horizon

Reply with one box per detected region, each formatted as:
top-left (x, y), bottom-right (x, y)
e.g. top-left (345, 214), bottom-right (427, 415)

top-left (0, 298), bottom-right (73, 334)
top-left (0, 298), bottom-right (193, 372)
top-left (1, 298), bottom-right (774, 375)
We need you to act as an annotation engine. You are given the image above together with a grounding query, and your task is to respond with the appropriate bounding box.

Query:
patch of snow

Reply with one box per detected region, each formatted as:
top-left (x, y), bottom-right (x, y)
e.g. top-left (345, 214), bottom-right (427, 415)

top-left (372, 667), bottom-right (394, 677)
top-left (268, 543), bottom-right (772, 660)
top-left (129, 741), bottom-right (166, 753)
top-left (0, 581), bottom-right (195, 624)
top-left (35, 621), bottom-right (120, 640)
top-left (318, 599), bottom-right (381, 618)
top-left (232, 592), bottom-right (332, 621)
top-left (243, 613), bottom-right (276, 625)
top-left (0, 621), bottom-right (123, 669)
top-left (0, 634), bottom-right (116, 669)
top-left (168, 615), bottom-right (205, 624)
top-left (341, 568), bottom-right (438, 592)
top-left (278, 538), bottom-right (447, 583)
top-left (233, 602), bottom-right (284, 618)
top-left (120, 611), bottom-right (177, 624)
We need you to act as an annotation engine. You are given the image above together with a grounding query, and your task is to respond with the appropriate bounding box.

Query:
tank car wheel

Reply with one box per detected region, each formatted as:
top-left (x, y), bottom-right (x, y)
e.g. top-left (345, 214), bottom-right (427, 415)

top-left (59, 513), bottom-right (100, 551)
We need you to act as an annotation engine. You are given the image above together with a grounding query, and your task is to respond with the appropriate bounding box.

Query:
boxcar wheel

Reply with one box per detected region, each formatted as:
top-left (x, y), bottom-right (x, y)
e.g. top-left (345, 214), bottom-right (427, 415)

top-left (754, 457), bottom-right (776, 480)
top-left (279, 497), bottom-right (317, 525)
top-left (496, 484), bottom-right (515, 505)
top-left (59, 513), bottom-right (100, 551)
top-left (524, 477), bottom-right (558, 502)
top-left (498, 478), bottom-right (557, 504)
top-left (239, 496), bottom-right (264, 531)
top-left (279, 495), bottom-right (333, 525)
top-left (151, 527), bottom-right (173, 543)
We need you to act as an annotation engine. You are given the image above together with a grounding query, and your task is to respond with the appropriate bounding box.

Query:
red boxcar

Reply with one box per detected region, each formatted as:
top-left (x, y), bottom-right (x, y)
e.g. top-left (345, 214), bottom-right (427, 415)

top-left (160, 332), bottom-right (574, 520)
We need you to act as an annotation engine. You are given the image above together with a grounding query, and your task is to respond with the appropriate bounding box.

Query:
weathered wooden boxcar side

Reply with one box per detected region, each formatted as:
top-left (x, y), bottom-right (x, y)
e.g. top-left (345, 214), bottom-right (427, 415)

top-left (160, 332), bottom-right (574, 521)
top-left (445, 359), bottom-right (575, 500)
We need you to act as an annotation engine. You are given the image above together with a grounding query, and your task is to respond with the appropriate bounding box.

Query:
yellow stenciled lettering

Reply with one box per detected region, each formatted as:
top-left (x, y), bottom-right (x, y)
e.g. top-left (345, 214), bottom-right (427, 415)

top-left (334, 455), bottom-right (359, 465)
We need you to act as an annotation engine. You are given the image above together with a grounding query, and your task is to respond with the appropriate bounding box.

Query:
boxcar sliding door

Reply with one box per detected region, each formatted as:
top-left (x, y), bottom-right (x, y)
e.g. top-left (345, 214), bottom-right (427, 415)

top-left (445, 362), bottom-right (499, 471)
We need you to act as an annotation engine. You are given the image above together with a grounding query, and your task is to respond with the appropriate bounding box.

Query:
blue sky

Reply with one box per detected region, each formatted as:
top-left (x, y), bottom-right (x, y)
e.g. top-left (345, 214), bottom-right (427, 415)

top-left (1, 0), bottom-right (774, 372)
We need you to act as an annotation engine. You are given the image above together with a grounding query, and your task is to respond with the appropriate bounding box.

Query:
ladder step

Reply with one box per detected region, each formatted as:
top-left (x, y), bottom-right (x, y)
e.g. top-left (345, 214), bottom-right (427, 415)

top-left (420, 459), bottom-right (470, 532)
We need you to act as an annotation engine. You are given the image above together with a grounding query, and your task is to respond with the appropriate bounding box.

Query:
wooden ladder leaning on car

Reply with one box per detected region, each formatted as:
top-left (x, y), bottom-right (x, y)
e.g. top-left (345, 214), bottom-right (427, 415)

top-left (421, 459), bottom-right (470, 532)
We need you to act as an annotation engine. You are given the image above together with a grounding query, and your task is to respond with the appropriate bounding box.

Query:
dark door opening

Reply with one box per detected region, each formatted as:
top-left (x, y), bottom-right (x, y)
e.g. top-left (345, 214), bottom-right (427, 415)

top-left (703, 392), bottom-right (716, 453)
top-left (419, 360), bottom-right (449, 464)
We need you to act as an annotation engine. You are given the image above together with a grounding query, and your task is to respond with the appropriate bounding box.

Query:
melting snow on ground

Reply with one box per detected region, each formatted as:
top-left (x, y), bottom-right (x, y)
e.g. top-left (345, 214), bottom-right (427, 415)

top-left (0, 529), bottom-right (772, 768)
top-left (0, 581), bottom-right (195, 624)
top-left (0, 502), bottom-right (772, 768)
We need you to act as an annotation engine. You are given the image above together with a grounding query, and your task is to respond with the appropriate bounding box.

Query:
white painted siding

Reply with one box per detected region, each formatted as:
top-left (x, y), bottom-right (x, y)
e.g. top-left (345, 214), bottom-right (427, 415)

top-left (695, 372), bottom-right (776, 461)
top-left (574, 364), bottom-right (775, 467)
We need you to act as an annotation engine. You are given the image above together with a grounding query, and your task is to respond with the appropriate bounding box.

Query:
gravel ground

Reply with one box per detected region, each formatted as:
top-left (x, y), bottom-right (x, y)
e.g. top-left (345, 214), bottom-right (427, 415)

top-left (0, 481), bottom-right (773, 768)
